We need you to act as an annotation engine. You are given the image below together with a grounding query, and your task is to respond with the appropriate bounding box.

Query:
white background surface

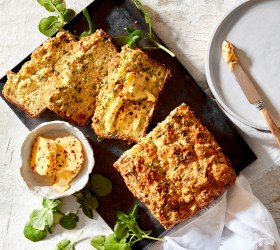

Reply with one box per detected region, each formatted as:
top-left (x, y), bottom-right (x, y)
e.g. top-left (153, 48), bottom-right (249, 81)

top-left (0, 0), bottom-right (279, 249)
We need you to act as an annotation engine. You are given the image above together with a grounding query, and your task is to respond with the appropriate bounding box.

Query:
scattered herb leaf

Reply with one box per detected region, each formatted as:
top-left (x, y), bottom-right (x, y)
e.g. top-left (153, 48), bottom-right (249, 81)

top-left (56, 239), bottom-right (74, 250)
top-left (80, 8), bottom-right (95, 37)
top-left (91, 174), bottom-right (112, 197)
top-left (24, 174), bottom-right (112, 242)
top-left (114, 221), bottom-right (129, 241)
top-left (37, 0), bottom-right (75, 37)
top-left (84, 196), bottom-right (99, 210)
top-left (55, 231), bottom-right (83, 250)
top-left (24, 198), bottom-right (62, 241)
top-left (82, 205), bottom-right (93, 219)
top-left (90, 204), bottom-right (163, 250)
top-left (133, 0), bottom-right (152, 37)
top-left (24, 221), bottom-right (47, 242)
top-left (115, 0), bottom-right (175, 57)
top-left (91, 235), bottom-right (106, 250)
top-left (75, 174), bottom-right (112, 218)
top-left (59, 213), bottom-right (79, 230)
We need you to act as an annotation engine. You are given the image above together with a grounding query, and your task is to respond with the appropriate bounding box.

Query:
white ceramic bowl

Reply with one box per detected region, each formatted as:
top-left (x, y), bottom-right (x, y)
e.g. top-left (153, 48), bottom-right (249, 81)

top-left (20, 121), bottom-right (95, 199)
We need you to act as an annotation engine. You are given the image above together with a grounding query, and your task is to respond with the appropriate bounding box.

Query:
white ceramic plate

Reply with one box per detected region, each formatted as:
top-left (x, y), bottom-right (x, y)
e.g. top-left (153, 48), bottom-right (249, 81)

top-left (205, 0), bottom-right (280, 130)
top-left (20, 121), bottom-right (95, 199)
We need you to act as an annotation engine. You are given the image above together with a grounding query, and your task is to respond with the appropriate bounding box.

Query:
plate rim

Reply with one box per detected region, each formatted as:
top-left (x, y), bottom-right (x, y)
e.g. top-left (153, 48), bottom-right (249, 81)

top-left (205, 0), bottom-right (271, 131)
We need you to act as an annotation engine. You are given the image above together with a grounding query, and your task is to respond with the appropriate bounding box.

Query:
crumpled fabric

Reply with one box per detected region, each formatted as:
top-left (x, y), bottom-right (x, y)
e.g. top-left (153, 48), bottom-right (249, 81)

top-left (151, 175), bottom-right (280, 250)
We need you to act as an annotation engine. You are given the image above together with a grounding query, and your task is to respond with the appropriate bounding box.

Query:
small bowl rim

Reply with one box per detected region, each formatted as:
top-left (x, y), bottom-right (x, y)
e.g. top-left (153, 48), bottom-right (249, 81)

top-left (20, 120), bottom-right (95, 199)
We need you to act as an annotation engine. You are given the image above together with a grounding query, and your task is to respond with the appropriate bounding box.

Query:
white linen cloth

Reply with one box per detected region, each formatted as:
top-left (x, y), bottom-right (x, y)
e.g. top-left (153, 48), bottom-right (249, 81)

top-left (151, 175), bottom-right (280, 250)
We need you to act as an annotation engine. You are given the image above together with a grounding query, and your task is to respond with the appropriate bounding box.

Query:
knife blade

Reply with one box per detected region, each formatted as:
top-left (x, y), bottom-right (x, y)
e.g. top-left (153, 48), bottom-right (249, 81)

top-left (222, 40), bottom-right (280, 146)
top-left (232, 62), bottom-right (262, 106)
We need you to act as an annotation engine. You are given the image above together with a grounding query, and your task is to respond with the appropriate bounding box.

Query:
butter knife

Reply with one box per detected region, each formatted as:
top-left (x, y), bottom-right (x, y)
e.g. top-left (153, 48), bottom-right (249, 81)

top-left (222, 41), bottom-right (280, 147)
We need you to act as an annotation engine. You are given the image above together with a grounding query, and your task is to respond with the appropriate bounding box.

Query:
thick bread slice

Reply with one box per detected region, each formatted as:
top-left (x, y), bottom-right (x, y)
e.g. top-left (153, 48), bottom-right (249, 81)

top-left (92, 45), bottom-right (171, 142)
top-left (114, 103), bottom-right (236, 229)
top-left (44, 29), bottom-right (118, 126)
top-left (2, 31), bottom-right (77, 117)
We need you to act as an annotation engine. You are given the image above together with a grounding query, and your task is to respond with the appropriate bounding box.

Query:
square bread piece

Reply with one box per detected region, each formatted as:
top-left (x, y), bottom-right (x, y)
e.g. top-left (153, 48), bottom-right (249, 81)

top-left (92, 45), bottom-right (171, 142)
top-left (114, 103), bottom-right (236, 229)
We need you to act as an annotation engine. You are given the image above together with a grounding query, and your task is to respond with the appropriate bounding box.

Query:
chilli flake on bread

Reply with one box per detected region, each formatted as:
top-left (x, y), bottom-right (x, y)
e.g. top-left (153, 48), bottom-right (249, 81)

top-left (44, 29), bottom-right (118, 126)
top-left (92, 45), bottom-right (171, 143)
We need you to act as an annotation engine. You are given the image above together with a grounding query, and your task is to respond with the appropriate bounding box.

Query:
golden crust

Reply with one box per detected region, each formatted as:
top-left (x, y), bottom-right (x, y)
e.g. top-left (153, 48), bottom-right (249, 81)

top-left (92, 45), bottom-right (171, 142)
top-left (114, 103), bottom-right (236, 229)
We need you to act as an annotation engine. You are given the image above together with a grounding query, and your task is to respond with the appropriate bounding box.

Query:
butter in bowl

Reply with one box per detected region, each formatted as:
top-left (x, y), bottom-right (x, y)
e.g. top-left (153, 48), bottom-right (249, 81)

top-left (20, 121), bottom-right (95, 199)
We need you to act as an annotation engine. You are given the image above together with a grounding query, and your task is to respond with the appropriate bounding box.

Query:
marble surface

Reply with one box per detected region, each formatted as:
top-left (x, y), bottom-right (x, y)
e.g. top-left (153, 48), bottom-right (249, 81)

top-left (0, 0), bottom-right (279, 249)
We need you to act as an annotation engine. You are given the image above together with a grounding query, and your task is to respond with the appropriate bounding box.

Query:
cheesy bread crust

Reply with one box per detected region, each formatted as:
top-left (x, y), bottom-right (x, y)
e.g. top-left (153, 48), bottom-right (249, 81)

top-left (92, 45), bottom-right (171, 142)
top-left (114, 103), bottom-right (236, 229)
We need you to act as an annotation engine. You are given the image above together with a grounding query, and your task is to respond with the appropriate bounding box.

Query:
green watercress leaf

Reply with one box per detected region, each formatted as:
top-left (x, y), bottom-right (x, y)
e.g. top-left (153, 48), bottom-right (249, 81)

top-left (37, 0), bottom-right (55, 12)
top-left (29, 208), bottom-right (48, 230)
top-left (91, 205), bottom-right (163, 249)
top-left (91, 235), bottom-right (106, 250)
top-left (24, 222), bottom-right (47, 242)
top-left (46, 210), bottom-right (54, 228)
top-left (63, 9), bottom-right (76, 22)
top-left (59, 213), bottom-right (79, 230)
top-left (91, 174), bottom-right (112, 197)
top-left (132, 0), bottom-right (151, 37)
top-left (84, 190), bottom-right (92, 199)
top-left (56, 3), bottom-right (66, 13)
top-left (104, 234), bottom-right (131, 250)
top-left (37, 0), bottom-right (50, 7)
top-left (84, 196), bottom-right (99, 210)
top-left (44, 3), bottom-right (56, 12)
top-left (39, 16), bottom-right (61, 37)
top-left (37, 0), bottom-right (76, 37)
top-left (56, 231), bottom-right (83, 250)
top-left (55, 239), bottom-right (74, 250)
top-left (82, 205), bottom-right (93, 219)
top-left (114, 28), bottom-right (143, 48)
top-left (114, 221), bottom-right (129, 241)
top-left (42, 198), bottom-right (61, 211)
top-left (80, 8), bottom-right (95, 37)
top-left (52, 0), bottom-right (63, 6)
top-left (129, 204), bottom-right (139, 219)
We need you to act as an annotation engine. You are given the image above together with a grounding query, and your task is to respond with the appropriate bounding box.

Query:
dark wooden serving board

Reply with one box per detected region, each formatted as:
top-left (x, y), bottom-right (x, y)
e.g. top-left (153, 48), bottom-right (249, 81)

top-left (0, 0), bottom-right (256, 249)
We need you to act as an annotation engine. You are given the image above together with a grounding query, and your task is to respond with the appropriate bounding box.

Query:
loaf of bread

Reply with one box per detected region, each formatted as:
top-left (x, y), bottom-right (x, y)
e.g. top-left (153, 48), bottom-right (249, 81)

top-left (2, 29), bottom-right (118, 126)
top-left (92, 45), bottom-right (171, 142)
top-left (114, 103), bottom-right (236, 229)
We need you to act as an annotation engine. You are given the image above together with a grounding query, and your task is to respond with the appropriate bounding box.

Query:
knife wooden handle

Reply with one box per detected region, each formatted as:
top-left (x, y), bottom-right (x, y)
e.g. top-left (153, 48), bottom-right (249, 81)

top-left (259, 107), bottom-right (280, 147)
